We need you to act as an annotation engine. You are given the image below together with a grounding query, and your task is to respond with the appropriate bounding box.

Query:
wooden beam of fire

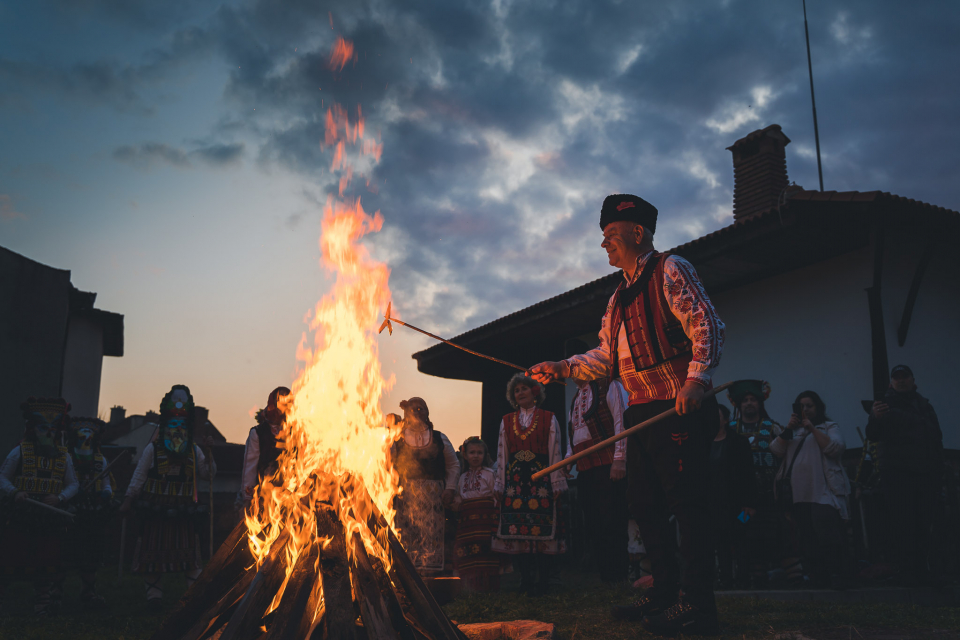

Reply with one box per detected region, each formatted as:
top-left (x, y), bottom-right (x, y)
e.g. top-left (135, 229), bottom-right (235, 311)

top-left (149, 474), bottom-right (467, 640)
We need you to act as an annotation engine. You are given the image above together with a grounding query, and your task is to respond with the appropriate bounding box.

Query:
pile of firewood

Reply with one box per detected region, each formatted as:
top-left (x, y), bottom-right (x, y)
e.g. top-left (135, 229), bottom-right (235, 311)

top-left (150, 479), bottom-right (466, 640)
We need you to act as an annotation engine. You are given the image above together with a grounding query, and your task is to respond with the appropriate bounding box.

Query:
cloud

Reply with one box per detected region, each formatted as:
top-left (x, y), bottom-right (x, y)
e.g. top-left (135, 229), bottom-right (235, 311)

top-left (113, 142), bottom-right (245, 170)
top-left (0, 194), bottom-right (27, 221)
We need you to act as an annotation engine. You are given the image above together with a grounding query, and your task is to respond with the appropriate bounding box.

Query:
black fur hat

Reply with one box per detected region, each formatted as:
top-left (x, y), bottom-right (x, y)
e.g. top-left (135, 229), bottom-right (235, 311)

top-left (599, 193), bottom-right (658, 233)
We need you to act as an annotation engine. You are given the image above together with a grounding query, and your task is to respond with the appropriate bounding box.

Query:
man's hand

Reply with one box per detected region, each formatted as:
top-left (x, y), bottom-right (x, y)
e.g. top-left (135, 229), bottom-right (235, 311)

top-left (119, 497), bottom-right (133, 514)
top-left (528, 361), bottom-right (567, 386)
top-left (42, 494), bottom-right (61, 507)
top-left (610, 460), bottom-right (626, 481)
top-left (441, 489), bottom-right (456, 508)
top-left (563, 464), bottom-right (574, 479)
top-left (676, 381), bottom-right (705, 416)
top-left (14, 491), bottom-right (27, 504)
top-left (872, 401), bottom-right (889, 418)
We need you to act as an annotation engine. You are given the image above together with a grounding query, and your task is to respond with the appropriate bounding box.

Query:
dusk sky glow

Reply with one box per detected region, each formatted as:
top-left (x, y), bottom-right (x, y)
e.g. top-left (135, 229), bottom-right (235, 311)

top-left (2, 1), bottom-right (957, 446)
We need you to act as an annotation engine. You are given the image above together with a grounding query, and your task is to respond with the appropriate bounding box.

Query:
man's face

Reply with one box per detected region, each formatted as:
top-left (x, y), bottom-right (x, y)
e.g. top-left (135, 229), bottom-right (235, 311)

top-left (891, 373), bottom-right (915, 393)
top-left (740, 394), bottom-right (760, 421)
top-left (163, 417), bottom-right (189, 454)
top-left (601, 222), bottom-right (643, 270)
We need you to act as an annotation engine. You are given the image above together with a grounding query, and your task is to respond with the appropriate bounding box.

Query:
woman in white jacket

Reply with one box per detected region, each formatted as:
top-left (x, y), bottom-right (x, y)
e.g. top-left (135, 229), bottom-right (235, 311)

top-left (770, 391), bottom-right (850, 588)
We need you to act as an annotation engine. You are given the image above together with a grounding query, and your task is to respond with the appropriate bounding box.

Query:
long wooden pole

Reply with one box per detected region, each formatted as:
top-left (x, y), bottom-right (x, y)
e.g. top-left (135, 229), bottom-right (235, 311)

top-left (80, 449), bottom-right (130, 494)
top-left (531, 381), bottom-right (733, 481)
top-left (23, 497), bottom-right (75, 519)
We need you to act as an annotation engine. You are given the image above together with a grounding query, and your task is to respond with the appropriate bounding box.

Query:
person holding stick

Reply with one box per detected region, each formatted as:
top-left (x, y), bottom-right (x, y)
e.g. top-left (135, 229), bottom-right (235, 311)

top-left (0, 397), bottom-right (79, 615)
top-left (66, 416), bottom-right (115, 606)
top-left (530, 194), bottom-right (725, 636)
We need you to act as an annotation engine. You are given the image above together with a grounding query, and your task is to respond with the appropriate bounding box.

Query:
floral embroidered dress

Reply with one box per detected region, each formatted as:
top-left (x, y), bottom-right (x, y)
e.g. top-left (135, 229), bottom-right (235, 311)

top-left (492, 406), bottom-right (568, 555)
top-left (454, 467), bottom-right (499, 591)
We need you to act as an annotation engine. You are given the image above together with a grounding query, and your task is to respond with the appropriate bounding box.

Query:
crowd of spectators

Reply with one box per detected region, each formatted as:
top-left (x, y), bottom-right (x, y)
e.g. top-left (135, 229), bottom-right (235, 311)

top-left (704, 366), bottom-right (944, 590)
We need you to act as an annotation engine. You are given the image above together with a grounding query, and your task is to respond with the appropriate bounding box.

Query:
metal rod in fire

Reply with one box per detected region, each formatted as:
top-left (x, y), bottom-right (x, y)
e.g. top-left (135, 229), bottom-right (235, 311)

top-left (378, 302), bottom-right (532, 374)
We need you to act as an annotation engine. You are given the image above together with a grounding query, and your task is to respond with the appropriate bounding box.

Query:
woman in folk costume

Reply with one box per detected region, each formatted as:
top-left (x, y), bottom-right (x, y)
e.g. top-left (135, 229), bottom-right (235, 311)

top-left (236, 386), bottom-right (289, 512)
top-left (0, 397), bottom-right (79, 615)
top-left (389, 397), bottom-right (460, 574)
top-left (452, 436), bottom-right (499, 592)
top-left (492, 374), bottom-right (568, 595)
top-left (66, 416), bottom-right (114, 606)
top-left (120, 385), bottom-right (216, 605)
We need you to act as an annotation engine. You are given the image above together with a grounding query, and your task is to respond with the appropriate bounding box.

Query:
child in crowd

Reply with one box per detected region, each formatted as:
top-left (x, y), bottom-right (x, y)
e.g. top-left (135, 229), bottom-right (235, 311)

top-left (452, 437), bottom-right (499, 592)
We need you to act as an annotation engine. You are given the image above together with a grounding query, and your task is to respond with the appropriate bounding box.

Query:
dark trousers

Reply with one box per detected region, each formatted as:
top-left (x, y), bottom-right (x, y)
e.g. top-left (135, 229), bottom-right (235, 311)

top-left (792, 502), bottom-right (846, 586)
top-left (577, 464), bottom-right (629, 582)
top-left (882, 470), bottom-right (938, 582)
top-left (625, 396), bottom-right (717, 606)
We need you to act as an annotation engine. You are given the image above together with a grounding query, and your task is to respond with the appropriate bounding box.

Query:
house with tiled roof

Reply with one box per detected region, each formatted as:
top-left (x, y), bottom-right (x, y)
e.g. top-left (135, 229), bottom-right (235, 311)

top-left (413, 125), bottom-right (960, 453)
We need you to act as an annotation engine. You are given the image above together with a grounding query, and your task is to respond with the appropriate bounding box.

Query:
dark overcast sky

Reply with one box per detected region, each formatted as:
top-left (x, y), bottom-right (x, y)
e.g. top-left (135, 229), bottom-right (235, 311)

top-left (2, 0), bottom-right (958, 440)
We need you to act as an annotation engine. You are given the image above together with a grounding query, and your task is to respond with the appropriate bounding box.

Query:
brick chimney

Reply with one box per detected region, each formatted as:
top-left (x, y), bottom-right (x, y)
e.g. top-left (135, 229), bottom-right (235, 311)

top-left (727, 124), bottom-right (791, 221)
top-left (109, 405), bottom-right (126, 424)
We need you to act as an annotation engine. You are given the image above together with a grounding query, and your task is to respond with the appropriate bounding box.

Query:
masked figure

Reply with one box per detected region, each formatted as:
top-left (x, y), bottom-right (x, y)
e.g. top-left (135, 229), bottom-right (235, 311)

top-left (66, 417), bottom-right (114, 606)
top-left (389, 397), bottom-right (459, 574)
top-left (120, 385), bottom-right (216, 605)
top-left (0, 397), bottom-right (79, 615)
top-left (236, 387), bottom-right (290, 512)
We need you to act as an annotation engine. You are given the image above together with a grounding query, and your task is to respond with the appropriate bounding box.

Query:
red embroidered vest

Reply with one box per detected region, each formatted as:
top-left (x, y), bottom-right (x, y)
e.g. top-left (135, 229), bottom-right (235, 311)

top-left (609, 252), bottom-right (693, 404)
top-left (568, 380), bottom-right (617, 471)
top-left (502, 408), bottom-right (553, 455)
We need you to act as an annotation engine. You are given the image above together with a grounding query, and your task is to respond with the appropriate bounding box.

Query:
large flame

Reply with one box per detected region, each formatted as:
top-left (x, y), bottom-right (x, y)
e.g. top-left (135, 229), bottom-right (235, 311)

top-left (244, 36), bottom-right (397, 612)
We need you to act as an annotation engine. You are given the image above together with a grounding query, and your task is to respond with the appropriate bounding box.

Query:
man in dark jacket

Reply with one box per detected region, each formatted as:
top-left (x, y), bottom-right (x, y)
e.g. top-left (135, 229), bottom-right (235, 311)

top-left (865, 365), bottom-right (943, 586)
top-left (709, 410), bottom-right (758, 589)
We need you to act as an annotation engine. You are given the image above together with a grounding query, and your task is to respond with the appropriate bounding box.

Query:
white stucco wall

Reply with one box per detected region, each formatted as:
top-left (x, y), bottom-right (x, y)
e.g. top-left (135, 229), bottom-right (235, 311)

top-left (60, 315), bottom-right (104, 419)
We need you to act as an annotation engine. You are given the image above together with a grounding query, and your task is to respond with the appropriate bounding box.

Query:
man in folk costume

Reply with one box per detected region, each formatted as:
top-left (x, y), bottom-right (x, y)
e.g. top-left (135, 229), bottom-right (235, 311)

top-left (727, 380), bottom-right (790, 585)
top-left (532, 194), bottom-right (725, 636)
top-left (236, 386), bottom-right (290, 512)
top-left (120, 385), bottom-right (216, 605)
top-left (66, 416), bottom-right (115, 606)
top-left (566, 376), bottom-right (629, 584)
top-left (492, 374), bottom-right (568, 595)
top-left (389, 397), bottom-right (459, 574)
top-left (0, 397), bottom-right (79, 615)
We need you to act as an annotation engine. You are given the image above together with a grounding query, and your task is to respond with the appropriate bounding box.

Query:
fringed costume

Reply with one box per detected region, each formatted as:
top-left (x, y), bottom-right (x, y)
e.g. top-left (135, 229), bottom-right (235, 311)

top-left (123, 385), bottom-right (216, 603)
top-left (67, 416), bottom-right (115, 605)
top-left (0, 397), bottom-right (79, 615)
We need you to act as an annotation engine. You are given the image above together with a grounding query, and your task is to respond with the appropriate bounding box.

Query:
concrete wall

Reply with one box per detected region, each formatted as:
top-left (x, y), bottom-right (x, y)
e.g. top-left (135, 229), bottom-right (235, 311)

top-left (61, 314), bottom-right (105, 419)
top-left (710, 234), bottom-right (956, 449)
top-left (0, 247), bottom-right (71, 455)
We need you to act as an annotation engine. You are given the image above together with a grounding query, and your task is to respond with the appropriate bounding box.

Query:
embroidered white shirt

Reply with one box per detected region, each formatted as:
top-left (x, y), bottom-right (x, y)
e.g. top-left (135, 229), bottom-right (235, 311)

top-left (566, 379), bottom-right (627, 461)
top-left (494, 406), bottom-right (568, 495)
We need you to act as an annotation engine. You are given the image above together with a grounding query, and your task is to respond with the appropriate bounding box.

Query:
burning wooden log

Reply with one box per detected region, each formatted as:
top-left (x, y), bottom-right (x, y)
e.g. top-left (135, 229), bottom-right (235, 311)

top-left (152, 478), bottom-right (466, 640)
top-left (218, 529), bottom-right (293, 640)
top-left (154, 520), bottom-right (253, 640)
top-left (316, 505), bottom-right (359, 640)
top-left (262, 544), bottom-right (321, 640)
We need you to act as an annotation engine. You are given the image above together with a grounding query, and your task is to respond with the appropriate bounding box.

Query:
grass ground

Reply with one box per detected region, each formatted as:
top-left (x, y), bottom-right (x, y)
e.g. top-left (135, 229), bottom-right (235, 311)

top-left (2, 567), bottom-right (959, 639)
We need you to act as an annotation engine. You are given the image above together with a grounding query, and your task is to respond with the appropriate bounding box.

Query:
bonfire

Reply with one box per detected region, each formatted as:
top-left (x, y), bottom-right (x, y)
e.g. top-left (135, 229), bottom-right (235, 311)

top-left (148, 37), bottom-right (465, 640)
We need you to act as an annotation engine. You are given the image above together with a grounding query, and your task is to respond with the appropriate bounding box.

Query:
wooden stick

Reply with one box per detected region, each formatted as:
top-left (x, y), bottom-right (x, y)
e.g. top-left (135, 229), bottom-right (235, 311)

top-left (316, 506), bottom-right (359, 640)
top-left (351, 532), bottom-right (401, 640)
top-left (263, 544), bottom-right (320, 640)
top-left (366, 550), bottom-right (417, 640)
top-left (23, 497), bottom-right (75, 519)
top-left (531, 381), bottom-right (734, 481)
top-left (151, 520), bottom-right (252, 640)
top-left (218, 529), bottom-right (292, 640)
top-left (80, 449), bottom-right (130, 493)
top-left (178, 566), bottom-right (256, 640)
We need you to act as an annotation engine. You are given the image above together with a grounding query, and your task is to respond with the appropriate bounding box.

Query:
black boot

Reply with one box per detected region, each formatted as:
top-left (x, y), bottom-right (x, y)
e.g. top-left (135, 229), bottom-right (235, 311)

top-left (517, 556), bottom-right (536, 595)
top-left (641, 593), bottom-right (719, 637)
top-left (610, 587), bottom-right (675, 621)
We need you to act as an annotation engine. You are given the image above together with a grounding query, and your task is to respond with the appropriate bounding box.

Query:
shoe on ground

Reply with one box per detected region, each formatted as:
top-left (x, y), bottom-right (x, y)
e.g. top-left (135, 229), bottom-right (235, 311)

top-left (641, 598), bottom-right (720, 637)
top-left (610, 592), bottom-right (671, 621)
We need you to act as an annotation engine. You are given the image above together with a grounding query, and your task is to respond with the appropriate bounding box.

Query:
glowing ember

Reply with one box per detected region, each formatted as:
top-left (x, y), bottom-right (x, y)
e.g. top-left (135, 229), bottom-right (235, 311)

top-left (244, 35), bottom-right (398, 614)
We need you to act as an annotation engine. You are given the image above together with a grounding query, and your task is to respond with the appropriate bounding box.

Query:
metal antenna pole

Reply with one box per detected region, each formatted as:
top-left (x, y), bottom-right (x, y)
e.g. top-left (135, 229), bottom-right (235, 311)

top-left (803, 0), bottom-right (824, 192)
